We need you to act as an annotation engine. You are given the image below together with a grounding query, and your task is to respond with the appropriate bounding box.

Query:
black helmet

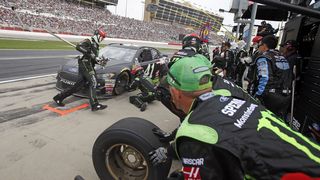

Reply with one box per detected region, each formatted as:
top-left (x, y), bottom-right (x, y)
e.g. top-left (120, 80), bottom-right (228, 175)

top-left (182, 33), bottom-right (201, 52)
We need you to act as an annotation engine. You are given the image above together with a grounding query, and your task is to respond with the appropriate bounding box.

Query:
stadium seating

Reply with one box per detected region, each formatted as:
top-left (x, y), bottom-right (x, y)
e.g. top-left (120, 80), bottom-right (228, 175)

top-left (0, 0), bottom-right (220, 43)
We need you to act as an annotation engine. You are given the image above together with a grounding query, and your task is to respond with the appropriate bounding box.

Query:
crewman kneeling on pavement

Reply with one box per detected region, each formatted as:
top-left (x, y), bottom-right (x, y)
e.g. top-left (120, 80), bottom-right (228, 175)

top-left (148, 55), bottom-right (320, 179)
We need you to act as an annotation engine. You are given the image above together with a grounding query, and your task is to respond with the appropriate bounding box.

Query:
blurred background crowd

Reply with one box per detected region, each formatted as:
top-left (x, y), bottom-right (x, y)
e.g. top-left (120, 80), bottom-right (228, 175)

top-left (0, 0), bottom-right (220, 43)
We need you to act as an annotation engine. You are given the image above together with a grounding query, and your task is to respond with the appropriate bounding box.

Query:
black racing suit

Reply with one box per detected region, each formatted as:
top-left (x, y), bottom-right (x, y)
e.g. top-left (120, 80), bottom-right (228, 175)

top-left (247, 50), bottom-right (263, 94)
top-left (173, 92), bottom-right (320, 179)
top-left (168, 47), bottom-right (198, 69)
top-left (164, 48), bottom-right (257, 120)
top-left (234, 49), bottom-right (249, 86)
top-left (58, 39), bottom-right (100, 106)
top-left (199, 42), bottom-right (210, 61)
top-left (253, 49), bottom-right (292, 118)
top-left (157, 74), bottom-right (258, 144)
top-left (212, 48), bottom-right (220, 63)
top-left (222, 49), bottom-right (236, 81)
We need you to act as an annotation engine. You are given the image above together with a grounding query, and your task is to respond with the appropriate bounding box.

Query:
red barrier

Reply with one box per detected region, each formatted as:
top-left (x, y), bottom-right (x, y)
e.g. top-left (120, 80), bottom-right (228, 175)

top-left (168, 42), bottom-right (182, 46)
top-left (80, 33), bottom-right (92, 36)
top-left (59, 32), bottom-right (76, 35)
top-left (32, 29), bottom-right (48, 33)
top-left (0, 26), bottom-right (29, 31)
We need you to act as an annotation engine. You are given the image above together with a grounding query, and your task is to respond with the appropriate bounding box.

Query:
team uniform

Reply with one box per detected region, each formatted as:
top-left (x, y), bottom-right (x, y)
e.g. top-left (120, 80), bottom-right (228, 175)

top-left (174, 92), bottom-right (320, 179)
top-left (128, 67), bottom-right (158, 111)
top-left (253, 49), bottom-right (292, 117)
top-left (53, 29), bottom-right (107, 111)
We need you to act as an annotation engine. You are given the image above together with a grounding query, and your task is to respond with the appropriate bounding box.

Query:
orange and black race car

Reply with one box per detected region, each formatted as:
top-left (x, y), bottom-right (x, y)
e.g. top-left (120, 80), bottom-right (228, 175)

top-left (56, 43), bottom-right (168, 98)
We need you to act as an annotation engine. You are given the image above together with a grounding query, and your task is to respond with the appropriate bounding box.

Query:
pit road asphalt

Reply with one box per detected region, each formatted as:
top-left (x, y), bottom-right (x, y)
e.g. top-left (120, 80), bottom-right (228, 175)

top-left (0, 50), bottom-right (80, 82)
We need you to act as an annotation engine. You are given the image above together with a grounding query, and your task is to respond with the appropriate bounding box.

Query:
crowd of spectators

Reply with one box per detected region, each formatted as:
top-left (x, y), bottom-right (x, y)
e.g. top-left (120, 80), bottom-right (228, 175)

top-left (0, 0), bottom-right (220, 43)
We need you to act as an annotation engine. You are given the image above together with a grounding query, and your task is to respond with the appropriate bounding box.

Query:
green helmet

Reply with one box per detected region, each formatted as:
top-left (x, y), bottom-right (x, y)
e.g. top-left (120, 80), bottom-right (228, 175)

top-left (167, 54), bottom-right (212, 91)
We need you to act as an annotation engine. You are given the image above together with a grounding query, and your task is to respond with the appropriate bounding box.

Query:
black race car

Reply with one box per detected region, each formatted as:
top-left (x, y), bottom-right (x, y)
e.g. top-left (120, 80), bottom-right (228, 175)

top-left (56, 43), bottom-right (168, 98)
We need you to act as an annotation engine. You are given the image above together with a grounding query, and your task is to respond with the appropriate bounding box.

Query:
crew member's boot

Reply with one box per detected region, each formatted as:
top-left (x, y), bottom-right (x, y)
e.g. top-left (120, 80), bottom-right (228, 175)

top-left (91, 103), bottom-right (108, 111)
top-left (140, 93), bottom-right (156, 103)
top-left (53, 94), bottom-right (65, 106)
top-left (129, 96), bottom-right (147, 112)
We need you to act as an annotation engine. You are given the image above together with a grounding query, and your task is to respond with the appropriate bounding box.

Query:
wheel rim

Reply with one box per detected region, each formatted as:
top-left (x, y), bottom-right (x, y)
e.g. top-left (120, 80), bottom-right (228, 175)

top-left (106, 144), bottom-right (149, 180)
top-left (114, 73), bottom-right (129, 95)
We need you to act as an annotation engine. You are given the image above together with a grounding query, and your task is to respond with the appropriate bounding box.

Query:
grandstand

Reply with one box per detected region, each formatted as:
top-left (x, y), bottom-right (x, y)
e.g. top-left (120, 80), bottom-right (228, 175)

top-left (144, 0), bottom-right (223, 32)
top-left (0, 0), bottom-right (222, 44)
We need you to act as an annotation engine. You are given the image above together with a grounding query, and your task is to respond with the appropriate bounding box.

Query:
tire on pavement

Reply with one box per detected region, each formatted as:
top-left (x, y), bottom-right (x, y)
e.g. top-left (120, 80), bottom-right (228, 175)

top-left (92, 117), bottom-right (172, 180)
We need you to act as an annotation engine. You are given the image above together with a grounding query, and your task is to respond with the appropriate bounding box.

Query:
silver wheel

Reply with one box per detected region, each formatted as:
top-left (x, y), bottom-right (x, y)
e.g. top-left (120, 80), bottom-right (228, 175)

top-left (106, 144), bottom-right (149, 180)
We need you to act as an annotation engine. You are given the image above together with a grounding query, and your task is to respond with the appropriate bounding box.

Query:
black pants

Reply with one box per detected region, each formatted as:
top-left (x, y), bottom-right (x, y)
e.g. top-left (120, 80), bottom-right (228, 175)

top-left (262, 92), bottom-right (291, 118)
top-left (59, 66), bottom-right (98, 106)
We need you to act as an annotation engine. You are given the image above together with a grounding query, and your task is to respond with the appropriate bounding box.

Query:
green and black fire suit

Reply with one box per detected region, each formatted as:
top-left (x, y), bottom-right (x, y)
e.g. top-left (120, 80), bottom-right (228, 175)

top-left (173, 92), bottom-right (320, 179)
top-left (163, 54), bottom-right (257, 120)
top-left (58, 39), bottom-right (100, 106)
top-left (128, 72), bottom-right (157, 110)
top-left (163, 47), bottom-right (254, 118)
top-left (155, 72), bottom-right (258, 143)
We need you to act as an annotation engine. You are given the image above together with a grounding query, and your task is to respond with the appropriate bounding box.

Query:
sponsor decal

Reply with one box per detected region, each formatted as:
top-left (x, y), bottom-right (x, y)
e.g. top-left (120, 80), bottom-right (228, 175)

top-left (291, 118), bottom-right (301, 131)
top-left (104, 79), bottom-right (116, 84)
top-left (104, 79), bottom-right (116, 94)
top-left (221, 99), bottom-right (245, 116)
top-left (219, 96), bottom-right (229, 102)
top-left (60, 78), bottom-right (76, 86)
top-left (199, 92), bottom-right (214, 101)
top-left (193, 66), bottom-right (209, 73)
top-left (177, 51), bottom-right (188, 56)
top-left (182, 158), bottom-right (204, 166)
top-left (234, 104), bottom-right (258, 128)
top-left (144, 63), bottom-right (155, 78)
top-left (183, 166), bottom-right (201, 180)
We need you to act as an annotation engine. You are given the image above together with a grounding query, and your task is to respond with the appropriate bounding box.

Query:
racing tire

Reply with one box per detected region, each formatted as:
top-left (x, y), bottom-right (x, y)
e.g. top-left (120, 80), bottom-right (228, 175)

top-left (92, 117), bottom-right (172, 180)
top-left (113, 72), bottom-right (130, 95)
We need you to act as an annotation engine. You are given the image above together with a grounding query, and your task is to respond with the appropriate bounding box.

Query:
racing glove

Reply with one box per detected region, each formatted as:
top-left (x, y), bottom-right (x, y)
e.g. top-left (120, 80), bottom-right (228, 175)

top-left (152, 128), bottom-right (175, 143)
top-left (154, 86), bottom-right (171, 101)
top-left (95, 57), bottom-right (108, 66)
top-left (148, 147), bottom-right (167, 166)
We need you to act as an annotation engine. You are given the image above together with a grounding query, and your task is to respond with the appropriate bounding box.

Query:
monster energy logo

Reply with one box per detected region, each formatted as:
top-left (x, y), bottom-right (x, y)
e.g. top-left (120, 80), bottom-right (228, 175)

top-left (234, 104), bottom-right (258, 128)
top-left (257, 111), bottom-right (320, 164)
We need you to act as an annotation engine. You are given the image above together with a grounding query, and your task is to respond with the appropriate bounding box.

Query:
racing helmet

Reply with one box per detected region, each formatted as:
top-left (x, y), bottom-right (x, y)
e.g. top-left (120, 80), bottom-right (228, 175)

top-left (131, 66), bottom-right (144, 77)
top-left (252, 36), bottom-right (263, 44)
top-left (92, 28), bottom-right (106, 44)
top-left (182, 33), bottom-right (201, 52)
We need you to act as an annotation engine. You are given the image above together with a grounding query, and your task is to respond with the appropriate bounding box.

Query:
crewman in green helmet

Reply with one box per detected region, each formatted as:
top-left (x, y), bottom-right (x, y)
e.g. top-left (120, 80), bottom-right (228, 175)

top-left (149, 55), bottom-right (320, 180)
